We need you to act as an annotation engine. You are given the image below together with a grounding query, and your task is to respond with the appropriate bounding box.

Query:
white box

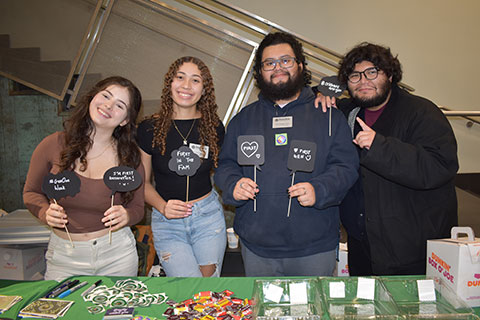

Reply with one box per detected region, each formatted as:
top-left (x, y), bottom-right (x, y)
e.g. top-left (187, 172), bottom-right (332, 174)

top-left (334, 242), bottom-right (350, 277)
top-left (0, 244), bottom-right (46, 280)
top-left (426, 227), bottom-right (480, 307)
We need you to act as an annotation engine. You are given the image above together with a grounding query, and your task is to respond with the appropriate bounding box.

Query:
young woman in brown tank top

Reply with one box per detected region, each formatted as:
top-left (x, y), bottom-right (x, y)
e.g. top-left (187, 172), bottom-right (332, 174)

top-left (23, 76), bottom-right (145, 281)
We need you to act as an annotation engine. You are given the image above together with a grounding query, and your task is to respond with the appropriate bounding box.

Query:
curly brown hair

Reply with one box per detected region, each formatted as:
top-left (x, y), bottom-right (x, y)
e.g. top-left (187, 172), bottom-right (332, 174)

top-left (59, 76), bottom-right (142, 204)
top-left (338, 42), bottom-right (403, 85)
top-left (150, 56), bottom-right (221, 167)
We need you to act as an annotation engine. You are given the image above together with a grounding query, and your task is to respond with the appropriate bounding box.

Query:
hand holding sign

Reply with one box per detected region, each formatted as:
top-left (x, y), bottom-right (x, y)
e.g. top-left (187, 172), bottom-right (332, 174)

top-left (287, 140), bottom-right (317, 217)
top-left (316, 76), bottom-right (347, 136)
top-left (103, 166), bottom-right (142, 244)
top-left (42, 171), bottom-right (81, 247)
top-left (168, 146), bottom-right (201, 202)
top-left (237, 135), bottom-right (264, 212)
top-left (316, 76), bottom-right (346, 98)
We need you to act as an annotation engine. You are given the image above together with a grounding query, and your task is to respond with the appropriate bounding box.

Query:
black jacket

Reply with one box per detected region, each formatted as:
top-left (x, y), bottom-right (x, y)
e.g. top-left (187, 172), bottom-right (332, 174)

top-left (338, 85), bottom-right (458, 275)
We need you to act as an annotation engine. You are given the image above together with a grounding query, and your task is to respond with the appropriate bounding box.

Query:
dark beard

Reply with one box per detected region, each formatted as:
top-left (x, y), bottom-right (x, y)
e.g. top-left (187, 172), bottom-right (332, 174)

top-left (257, 67), bottom-right (305, 102)
top-left (351, 80), bottom-right (391, 109)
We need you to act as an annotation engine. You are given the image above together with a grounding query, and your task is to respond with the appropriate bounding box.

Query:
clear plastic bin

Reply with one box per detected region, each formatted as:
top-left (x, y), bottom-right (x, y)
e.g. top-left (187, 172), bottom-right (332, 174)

top-left (320, 277), bottom-right (402, 319)
top-left (252, 278), bottom-right (324, 320)
top-left (380, 277), bottom-right (478, 319)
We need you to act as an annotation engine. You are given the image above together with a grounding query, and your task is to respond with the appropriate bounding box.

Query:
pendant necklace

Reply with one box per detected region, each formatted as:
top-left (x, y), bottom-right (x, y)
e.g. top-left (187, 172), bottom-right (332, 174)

top-left (86, 140), bottom-right (113, 160)
top-left (172, 119), bottom-right (196, 145)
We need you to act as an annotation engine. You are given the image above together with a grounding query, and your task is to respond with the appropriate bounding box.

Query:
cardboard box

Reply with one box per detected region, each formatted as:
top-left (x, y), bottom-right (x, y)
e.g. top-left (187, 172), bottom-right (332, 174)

top-left (426, 227), bottom-right (480, 307)
top-left (334, 242), bottom-right (349, 277)
top-left (0, 244), bottom-right (46, 280)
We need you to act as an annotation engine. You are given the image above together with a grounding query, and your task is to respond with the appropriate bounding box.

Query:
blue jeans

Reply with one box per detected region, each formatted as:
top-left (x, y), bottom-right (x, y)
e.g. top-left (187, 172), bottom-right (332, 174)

top-left (151, 190), bottom-right (226, 277)
top-left (241, 241), bottom-right (336, 277)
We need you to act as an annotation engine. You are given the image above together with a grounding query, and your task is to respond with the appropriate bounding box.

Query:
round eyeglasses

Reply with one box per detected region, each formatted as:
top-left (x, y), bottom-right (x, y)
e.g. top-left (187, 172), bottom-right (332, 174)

top-left (261, 57), bottom-right (298, 71)
top-left (348, 67), bottom-right (379, 83)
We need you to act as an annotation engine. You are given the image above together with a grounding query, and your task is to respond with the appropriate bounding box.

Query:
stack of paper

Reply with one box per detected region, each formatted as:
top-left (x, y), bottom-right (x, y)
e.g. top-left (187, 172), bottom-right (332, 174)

top-left (0, 295), bottom-right (22, 313)
top-left (18, 298), bottom-right (74, 319)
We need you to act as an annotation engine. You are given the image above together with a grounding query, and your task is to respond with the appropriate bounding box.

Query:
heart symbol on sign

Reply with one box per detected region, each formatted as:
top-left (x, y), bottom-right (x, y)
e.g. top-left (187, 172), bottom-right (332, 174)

top-left (306, 155), bottom-right (311, 161)
top-left (475, 274), bottom-right (480, 279)
top-left (241, 141), bottom-right (259, 158)
top-left (294, 148), bottom-right (298, 152)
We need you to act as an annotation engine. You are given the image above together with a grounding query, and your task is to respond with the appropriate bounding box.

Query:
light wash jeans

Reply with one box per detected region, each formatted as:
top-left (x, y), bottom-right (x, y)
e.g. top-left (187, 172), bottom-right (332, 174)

top-left (241, 240), bottom-right (336, 277)
top-left (151, 190), bottom-right (226, 277)
top-left (44, 227), bottom-right (138, 281)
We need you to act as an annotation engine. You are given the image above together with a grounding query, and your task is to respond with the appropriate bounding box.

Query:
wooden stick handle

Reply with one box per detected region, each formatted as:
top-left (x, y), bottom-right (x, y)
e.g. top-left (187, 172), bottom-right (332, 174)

top-left (186, 176), bottom-right (190, 203)
top-left (54, 199), bottom-right (74, 248)
top-left (254, 166), bottom-right (257, 212)
top-left (287, 172), bottom-right (295, 217)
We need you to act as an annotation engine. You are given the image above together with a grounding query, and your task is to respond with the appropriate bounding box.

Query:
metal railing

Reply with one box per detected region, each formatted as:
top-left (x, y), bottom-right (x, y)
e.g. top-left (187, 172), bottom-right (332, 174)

top-left (1, 0), bottom-right (480, 124)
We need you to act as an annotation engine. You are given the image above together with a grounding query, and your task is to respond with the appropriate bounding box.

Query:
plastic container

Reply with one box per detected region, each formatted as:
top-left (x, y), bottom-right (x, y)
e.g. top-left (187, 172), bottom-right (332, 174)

top-left (320, 277), bottom-right (402, 319)
top-left (381, 277), bottom-right (478, 319)
top-left (252, 278), bottom-right (324, 320)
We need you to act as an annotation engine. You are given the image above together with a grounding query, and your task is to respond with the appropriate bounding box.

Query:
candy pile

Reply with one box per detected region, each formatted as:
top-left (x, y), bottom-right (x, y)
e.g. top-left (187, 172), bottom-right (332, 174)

top-left (83, 279), bottom-right (167, 314)
top-left (163, 290), bottom-right (254, 320)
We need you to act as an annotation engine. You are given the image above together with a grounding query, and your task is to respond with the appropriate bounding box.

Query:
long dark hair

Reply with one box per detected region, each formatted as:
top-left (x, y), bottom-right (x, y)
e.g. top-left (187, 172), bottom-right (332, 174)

top-left (150, 56), bottom-right (221, 167)
top-left (59, 76), bottom-right (142, 204)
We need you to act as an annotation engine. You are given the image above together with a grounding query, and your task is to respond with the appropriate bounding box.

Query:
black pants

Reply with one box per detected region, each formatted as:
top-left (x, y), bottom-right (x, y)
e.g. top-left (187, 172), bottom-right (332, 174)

top-left (348, 235), bottom-right (426, 276)
top-left (347, 235), bottom-right (373, 276)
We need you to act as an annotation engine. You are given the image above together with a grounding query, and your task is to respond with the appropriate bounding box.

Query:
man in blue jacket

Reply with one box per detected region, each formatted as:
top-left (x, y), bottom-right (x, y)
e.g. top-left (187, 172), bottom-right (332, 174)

top-left (317, 43), bottom-right (458, 275)
top-left (214, 32), bottom-right (358, 276)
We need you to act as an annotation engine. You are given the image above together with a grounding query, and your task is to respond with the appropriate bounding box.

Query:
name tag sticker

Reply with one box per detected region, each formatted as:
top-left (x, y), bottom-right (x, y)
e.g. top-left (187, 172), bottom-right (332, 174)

top-left (272, 116), bottom-right (293, 129)
top-left (189, 143), bottom-right (209, 159)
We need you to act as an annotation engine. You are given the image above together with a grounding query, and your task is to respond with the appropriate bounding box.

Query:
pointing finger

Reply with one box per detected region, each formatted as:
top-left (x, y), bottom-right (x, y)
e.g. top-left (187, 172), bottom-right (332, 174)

top-left (356, 117), bottom-right (372, 131)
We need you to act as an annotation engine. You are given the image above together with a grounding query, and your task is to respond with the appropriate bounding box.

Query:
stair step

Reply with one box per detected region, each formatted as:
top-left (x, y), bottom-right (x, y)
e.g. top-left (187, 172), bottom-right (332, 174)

top-left (1, 54), bottom-right (71, 75)
top-left (77, 73), bottom-right (102, 93)
top-left (0, 55), bottom-right (71, 95)
top-left (0, 34), bottom-right (10, 48)
top-left (0, 47), bottom-right (41, 61)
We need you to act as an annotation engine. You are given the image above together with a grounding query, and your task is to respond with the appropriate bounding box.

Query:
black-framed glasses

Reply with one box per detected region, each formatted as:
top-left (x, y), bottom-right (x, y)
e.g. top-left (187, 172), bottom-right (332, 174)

top-left (348, 67), bottom-right (379, 83)
top-left (261, 56), bottom-right (298, 71)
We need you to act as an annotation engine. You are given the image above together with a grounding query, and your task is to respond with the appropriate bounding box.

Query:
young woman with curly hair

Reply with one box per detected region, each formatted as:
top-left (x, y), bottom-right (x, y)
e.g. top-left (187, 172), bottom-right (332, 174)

top-left (23, 76), bottom-right (145, 281)
top-left (137, 56), bottom-right (226, 277)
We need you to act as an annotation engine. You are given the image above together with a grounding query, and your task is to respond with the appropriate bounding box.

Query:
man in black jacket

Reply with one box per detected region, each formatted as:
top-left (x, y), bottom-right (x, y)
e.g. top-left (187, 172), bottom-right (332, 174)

top-left (318, 42), bottom-right (458, 275)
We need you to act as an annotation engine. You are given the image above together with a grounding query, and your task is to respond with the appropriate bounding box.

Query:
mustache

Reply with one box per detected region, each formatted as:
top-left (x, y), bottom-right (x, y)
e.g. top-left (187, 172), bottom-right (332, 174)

top-left (270, 71), bottom-right (289, 79)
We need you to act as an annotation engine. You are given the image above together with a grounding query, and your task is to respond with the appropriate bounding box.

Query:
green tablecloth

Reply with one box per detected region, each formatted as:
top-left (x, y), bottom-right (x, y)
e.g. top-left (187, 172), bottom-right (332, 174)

top-left (0, 276), bottom-right (259, 319)
top-left (1, 276), bottom-right (479, 319)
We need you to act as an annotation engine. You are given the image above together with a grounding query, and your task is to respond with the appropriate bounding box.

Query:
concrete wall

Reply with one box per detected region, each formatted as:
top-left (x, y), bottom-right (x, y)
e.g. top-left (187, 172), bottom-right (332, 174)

top-left (0, 77), bottom-right (64, 211)
top-left (225, 0), bottom-right (480, 112)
